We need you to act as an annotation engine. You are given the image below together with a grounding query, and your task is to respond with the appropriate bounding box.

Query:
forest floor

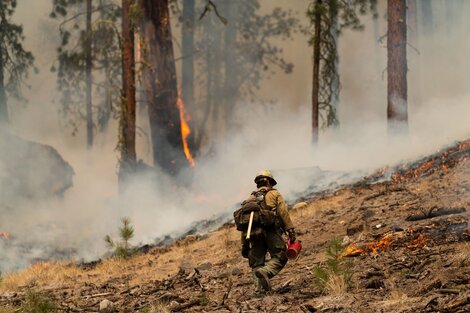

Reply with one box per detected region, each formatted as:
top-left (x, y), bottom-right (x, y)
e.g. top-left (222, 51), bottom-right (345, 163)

top-left (0, 142), bottom-right (469, 312)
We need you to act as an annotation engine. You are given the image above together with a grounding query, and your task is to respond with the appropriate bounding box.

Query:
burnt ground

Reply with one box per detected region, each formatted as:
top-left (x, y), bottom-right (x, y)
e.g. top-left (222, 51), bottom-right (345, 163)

top-left (1, 148), bottom-right (469, 312)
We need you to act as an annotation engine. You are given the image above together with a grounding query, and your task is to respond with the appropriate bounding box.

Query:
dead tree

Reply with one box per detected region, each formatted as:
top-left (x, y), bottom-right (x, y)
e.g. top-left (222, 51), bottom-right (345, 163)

top-left (311, 0), bottom-right (322, 144)
top-left (119, 0), bottom-right (137, 184)
top-left (387, 0), bottom-right (408, 132)
top-left (86, 0), bottom-right (93, 149)
top-left (140, 0), bottom-right (187, 175)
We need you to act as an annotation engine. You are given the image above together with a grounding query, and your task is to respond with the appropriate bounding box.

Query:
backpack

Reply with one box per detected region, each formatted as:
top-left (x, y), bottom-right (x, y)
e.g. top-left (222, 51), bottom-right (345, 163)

top-left (233, 189), bottom-right (277, 232)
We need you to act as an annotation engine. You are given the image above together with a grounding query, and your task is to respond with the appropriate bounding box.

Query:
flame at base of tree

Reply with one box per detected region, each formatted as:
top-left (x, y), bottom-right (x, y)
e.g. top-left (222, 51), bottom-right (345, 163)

top-left (176, 96), bottom-right (195, 168)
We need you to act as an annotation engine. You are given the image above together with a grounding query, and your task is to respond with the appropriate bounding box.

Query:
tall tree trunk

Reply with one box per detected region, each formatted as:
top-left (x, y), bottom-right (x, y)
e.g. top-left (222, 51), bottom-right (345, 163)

top-left (223, 0), bottom-right (238, 130)
top-left (311, 0), bottom-right (322, 144)
top-left (329, 0), bottom-right (339, 127)
top-left (141, 0), bottom-right (187, 175)
top-left (182, 0), bottom-right (194, 111)
top-left (387, 0), bottom-right (408, 132)
top-left (420, 0), bottom-right (433, 36)
top-left (0, 49), bottom-right (7, 125)
top-left (119, 0), bottom-right (137, 185)
top-left (86, 0), bottom-right (93, 149)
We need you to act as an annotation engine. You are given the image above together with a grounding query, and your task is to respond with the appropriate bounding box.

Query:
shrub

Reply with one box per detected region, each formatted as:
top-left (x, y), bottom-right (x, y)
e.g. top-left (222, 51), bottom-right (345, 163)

top-left (104, 217), bottom-right (136, 259)
top-left (20, 290), bottom-right (57, 313)
top-left (311, 237), bottom-right (354, 295)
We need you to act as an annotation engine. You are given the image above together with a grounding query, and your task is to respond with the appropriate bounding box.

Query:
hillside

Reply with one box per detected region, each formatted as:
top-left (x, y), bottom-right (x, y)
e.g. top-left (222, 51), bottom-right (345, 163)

top-left (1, 142), bottom-right (469, 313)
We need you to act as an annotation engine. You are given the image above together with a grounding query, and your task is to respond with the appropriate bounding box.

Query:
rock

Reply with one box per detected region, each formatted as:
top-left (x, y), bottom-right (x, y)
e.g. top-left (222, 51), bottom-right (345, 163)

top-left (231, 267), bottom-right (242, 276)
top-left (0, 129), bottom-right (74, 202)
top-left (346, 224), bottom-right (364, 236)
top-left (178, 259), bottom-right (195, 274)
top-left (197, 262), bottom-right (213, 271)
top-left (292, 202), bottom-right (308, 210)
top-left (99, 299), bottom-right (114, 312)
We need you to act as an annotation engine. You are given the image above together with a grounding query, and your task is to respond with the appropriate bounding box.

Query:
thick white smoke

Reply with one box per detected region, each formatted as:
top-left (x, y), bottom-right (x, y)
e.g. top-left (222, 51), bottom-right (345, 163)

top-left (1, 0), bottom-right (470, 273)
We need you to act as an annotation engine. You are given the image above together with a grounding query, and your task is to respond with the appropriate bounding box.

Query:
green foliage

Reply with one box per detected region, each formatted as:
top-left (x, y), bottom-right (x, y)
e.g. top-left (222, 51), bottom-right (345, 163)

top-left (307, 0), bottom-right (377, 127)
top-left (50, 0), bottom-right (122, 135)
top-left (104, 217), bottom-right (136, 259)
top-left (311, 237), bottom-right (354, 293)
top-left (0, 0), bottom-right (36, 102)
top-left (19, 290), bottom-right (57, 313)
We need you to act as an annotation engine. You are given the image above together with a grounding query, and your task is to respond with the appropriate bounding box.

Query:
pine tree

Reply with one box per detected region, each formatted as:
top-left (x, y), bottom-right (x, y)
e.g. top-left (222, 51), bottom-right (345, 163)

top-left (0, 0), bottom-right (35, 125)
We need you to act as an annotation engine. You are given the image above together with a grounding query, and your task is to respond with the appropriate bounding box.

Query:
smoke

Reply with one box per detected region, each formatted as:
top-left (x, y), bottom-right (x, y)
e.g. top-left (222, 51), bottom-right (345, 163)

top-left (2, 0), bottom-right (470, 274)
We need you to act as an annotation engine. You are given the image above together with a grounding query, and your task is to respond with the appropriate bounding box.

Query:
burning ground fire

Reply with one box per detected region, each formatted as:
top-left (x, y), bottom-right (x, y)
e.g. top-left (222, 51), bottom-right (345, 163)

top-left (391, 139), bottom-right (470, 184)
top-left (343, 217), bottom-right (468, 258)
top-left (369, 139), bottom-right (470, 185)
top-left (342, 229), bottom-right (429, 257)
top-left (176, 95), bottom-right (196, 167)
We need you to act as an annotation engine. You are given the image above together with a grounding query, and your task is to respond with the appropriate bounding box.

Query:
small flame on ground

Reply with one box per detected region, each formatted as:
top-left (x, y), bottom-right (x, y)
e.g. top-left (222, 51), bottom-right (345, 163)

top-left (342, 230), bottom-right (429, 257)
top-left (176, 95), bottom-right (196, 167)
top-left (0, 231), bottom-right (10, 240)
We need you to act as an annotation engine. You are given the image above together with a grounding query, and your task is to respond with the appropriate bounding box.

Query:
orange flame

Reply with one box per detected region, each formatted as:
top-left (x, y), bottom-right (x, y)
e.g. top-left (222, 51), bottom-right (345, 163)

top-left (176, 96), bottom-right (195, 167)
top-left (342, 231), bottom-right (429, 258)
top-left (0, 231), bottom-right (10, 240)
top-left (136, 36), bottom-right (141, 63)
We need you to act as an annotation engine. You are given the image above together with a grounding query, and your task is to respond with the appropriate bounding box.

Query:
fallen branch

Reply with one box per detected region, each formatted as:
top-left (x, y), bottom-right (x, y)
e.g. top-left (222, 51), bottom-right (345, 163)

top-left (220, 279), bottom-right (233, 306)
top-left (406, 207), bottom-right (466, 221)
top-left (171, 299), bottom-right (201, 311)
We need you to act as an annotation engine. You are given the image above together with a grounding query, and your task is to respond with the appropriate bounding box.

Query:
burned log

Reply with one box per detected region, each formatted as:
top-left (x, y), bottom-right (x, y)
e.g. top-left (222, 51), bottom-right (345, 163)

top-left (0, 128), bottom-right (74, 203)
top-left (406, 207), bottom-right (466, 221)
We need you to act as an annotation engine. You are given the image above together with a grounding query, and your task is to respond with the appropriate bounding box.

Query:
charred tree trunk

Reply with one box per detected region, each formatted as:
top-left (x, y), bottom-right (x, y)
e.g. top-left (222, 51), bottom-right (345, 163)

top-left (86, 0), bottom-right (93, 149)
top-left (311, 0), bottom-right (322, 144)
top-left (119, 0), bottom-right (137, 184)
top-left (387, 0), bottom-right (408, 132)
top-left (182, 0), bottom-right (195, 112)
top-left (141, 0), bottom-right (187, 175)
top-left (0, 49), bottom-right (7, 125)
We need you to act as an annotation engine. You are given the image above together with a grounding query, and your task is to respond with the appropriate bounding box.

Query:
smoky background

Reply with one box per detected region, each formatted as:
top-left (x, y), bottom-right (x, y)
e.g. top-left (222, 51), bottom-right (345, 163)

top-left (1, 0), bottom-right (470, 273)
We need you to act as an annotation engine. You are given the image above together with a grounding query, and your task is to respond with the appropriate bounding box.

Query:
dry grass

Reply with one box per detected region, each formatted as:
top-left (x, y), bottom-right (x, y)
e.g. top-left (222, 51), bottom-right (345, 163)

top-left (0, 195), bottom-right (316, 295)
top-left (0, 262), bottom-right (80, 292)
top-left (453, 242), bottom-right (470, 266)
top-left (323, 272), bottom-right (347, 296)
top-left (0, 306), bottom-right (16, 313)
top-left (145, 301), bottom-right (171, 313)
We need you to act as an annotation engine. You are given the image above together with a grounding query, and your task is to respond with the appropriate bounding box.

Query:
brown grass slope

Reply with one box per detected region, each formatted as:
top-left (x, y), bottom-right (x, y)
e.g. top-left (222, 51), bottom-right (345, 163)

top-left (1, 155), bottom-right (469, 312)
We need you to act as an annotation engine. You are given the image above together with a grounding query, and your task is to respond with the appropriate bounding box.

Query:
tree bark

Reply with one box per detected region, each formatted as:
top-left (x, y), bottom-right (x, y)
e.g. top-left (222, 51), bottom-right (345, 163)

top-left (119, 0), bottom-right (137, 184)
top-left (223, 0), bottom-right (238, 131)
top-left (0, 49), bottom-right (7, 125)
top-left (311, 0), bottom-right (322, 144)
top-left (86, 0), bottom-right (93, 149)
top-left (182, 0), bottom-right (195, 112)
top-left (387, 0), bottom-right (408, 132)
top-left (329, 0), bottom-right (339, 127)
top-left (141, 0), bottom-right (186, 175)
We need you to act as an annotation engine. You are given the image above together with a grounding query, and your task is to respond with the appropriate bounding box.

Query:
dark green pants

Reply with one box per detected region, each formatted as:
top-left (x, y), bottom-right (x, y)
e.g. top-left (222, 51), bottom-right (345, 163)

top-left (248, 228), bottom-right (287, 291)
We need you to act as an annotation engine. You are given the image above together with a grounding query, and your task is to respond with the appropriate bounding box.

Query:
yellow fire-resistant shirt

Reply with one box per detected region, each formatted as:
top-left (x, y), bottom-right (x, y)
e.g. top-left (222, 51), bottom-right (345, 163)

top-left (247, 186), bottom-right (295, 231)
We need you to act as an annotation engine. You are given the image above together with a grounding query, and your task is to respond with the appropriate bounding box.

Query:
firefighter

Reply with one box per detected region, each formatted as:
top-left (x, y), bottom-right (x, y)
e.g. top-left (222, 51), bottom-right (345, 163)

top-left (241, 170), bottom-right (296, 294)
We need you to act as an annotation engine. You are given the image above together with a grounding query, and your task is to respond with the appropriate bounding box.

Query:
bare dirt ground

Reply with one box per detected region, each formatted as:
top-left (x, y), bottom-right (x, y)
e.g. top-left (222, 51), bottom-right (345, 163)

top-left (1, 146), bottom-right (469, 312)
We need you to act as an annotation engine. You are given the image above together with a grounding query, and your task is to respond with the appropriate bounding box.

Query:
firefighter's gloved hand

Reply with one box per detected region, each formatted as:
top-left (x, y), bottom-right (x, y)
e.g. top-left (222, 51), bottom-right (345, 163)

top-left (242, 242), bottom-right (250, 258)
top-left (287, 228), bottom-right (296, 243)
